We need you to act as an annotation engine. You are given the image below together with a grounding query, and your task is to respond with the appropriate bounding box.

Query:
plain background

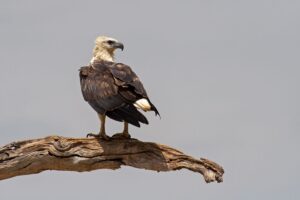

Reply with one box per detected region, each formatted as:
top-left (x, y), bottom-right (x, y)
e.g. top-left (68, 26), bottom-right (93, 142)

top-left (1, 1), bottom-right (299, 199)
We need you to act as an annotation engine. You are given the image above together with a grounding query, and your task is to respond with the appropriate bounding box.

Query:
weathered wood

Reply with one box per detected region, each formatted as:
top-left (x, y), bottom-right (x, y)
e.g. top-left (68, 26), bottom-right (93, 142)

top-left (0, 135), bottom-right (224, 183)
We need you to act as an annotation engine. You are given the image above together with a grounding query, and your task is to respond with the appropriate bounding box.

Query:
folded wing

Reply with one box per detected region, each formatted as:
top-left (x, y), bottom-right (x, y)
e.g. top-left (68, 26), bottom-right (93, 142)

top-left (79, 61), bottom-right (159, 127)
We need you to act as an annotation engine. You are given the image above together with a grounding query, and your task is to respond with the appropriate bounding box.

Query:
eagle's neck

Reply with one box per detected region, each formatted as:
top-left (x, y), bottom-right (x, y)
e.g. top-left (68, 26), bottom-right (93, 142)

top-left (90, 46), bottom-right (114, 64)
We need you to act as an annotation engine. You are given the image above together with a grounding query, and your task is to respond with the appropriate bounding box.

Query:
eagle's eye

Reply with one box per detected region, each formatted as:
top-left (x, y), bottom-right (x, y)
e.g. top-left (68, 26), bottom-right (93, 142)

top-left (107, 40), bottom-right (115, 45)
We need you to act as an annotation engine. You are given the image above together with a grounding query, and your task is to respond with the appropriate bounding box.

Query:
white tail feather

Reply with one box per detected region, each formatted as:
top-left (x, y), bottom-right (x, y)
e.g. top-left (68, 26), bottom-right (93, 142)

top-left (134, 98), bottom-right (151, 111)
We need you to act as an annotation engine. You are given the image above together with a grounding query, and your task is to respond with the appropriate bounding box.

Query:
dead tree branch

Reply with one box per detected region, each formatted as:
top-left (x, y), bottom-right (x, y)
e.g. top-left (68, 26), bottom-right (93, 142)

top-left (0, 135), bottom-right (224, 183)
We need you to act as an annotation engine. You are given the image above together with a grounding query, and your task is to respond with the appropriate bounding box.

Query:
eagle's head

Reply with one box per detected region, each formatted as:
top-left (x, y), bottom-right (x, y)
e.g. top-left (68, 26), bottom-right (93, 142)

top-left (91, 36), bottom-right (124, 63)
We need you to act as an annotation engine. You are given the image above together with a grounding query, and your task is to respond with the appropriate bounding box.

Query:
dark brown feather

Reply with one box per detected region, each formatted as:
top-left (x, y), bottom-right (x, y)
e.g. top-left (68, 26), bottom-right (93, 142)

top-left (79, 60), bottom-right (159, 126)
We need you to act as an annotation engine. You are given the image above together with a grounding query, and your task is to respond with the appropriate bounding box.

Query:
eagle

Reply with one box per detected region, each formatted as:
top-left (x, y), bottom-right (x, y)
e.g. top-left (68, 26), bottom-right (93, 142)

top-left (79, 36), bottom-right (159, 140)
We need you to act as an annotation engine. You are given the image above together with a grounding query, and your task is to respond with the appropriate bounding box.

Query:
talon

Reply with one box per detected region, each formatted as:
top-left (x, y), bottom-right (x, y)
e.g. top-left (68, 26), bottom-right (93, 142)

top-left (86, 133), bottom-right (99, 138)
top-left (100, 134), bottom-right (111, 141)
top-left (86, 133), bottom-right (111, 141)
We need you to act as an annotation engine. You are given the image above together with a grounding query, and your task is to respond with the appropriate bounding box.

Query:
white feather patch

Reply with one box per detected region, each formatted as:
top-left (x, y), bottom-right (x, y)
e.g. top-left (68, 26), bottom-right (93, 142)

top-left (134, 98), bottom-right (151, 111)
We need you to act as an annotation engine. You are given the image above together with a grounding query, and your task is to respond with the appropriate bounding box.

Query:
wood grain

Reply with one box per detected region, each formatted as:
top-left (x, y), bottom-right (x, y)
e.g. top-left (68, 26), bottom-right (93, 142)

top-left (0, 136), bottom-right (224, 183)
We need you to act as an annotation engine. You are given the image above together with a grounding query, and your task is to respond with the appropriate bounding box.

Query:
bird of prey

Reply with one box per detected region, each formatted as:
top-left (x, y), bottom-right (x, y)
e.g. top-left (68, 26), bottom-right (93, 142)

top-left (79, 36), bottom-right (159, 140)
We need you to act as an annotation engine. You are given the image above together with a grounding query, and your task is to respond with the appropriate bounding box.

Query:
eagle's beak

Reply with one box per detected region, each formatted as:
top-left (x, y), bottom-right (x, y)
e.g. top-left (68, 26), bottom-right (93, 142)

top-left (113, 42), bottom-right (124, 51)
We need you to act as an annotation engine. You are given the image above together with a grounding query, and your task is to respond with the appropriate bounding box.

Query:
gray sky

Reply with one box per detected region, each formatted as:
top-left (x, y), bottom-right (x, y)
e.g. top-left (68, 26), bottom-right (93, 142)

top-left (0, 0), bottom-right (299, 199)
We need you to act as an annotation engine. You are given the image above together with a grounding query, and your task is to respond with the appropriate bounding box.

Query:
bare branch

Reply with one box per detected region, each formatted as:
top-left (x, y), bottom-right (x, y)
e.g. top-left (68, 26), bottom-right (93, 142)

top-left (0, 136), bottom-right (224, 183)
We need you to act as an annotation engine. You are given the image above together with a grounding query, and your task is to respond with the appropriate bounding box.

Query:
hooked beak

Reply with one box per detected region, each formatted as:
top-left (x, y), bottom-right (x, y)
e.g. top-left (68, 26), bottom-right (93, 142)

top-left (113, 42), bottom-right (124, 51)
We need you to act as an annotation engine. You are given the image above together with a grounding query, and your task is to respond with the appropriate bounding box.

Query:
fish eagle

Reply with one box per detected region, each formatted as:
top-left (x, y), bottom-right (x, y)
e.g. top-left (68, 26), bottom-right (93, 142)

top-left (79, 36), bottom-right (159, 140)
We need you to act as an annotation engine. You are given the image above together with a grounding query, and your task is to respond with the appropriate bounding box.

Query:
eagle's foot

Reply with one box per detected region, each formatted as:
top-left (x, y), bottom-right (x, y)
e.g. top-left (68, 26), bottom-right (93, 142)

top-left (86, 133), bottom-right (111, 141)
top-left (112, 132), bottom-right (131, 140)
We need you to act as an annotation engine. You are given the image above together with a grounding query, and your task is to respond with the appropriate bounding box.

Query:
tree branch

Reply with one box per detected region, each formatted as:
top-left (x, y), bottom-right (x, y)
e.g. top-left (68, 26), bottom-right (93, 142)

top-left (0, 136), bottom-right (224, 183)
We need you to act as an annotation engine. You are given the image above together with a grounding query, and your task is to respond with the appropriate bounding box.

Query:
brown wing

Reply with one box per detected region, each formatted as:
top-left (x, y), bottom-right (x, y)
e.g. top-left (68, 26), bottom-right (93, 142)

top-left (109, 62), bottom-right (160, 116)
top-left (109, 63), bottom-right (148, 102)
top-left (79, 61), bottom-right (159, 125)
top-left (79, 64), bottom-right (126, 114)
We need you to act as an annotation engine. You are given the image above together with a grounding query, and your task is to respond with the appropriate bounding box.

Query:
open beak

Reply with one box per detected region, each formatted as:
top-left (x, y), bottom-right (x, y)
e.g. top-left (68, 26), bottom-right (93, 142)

top-left (113, 42), bottom-right (124, 51)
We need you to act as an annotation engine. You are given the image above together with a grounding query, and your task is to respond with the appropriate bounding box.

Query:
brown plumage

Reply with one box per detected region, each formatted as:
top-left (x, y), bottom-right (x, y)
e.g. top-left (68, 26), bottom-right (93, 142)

top-left (80, 60), bottom-right (159, 128)
top-left (80, 36), bottom-right (159, 140)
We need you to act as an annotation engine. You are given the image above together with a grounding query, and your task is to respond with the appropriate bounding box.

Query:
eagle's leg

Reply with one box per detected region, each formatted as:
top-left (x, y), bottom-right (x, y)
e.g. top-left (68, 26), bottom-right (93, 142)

top-left (112, 122), bottom-right (131, 139)
top-left (123, 122), bottom-right (130, 138)
top-left (87, 114), bottom-right (110, 140)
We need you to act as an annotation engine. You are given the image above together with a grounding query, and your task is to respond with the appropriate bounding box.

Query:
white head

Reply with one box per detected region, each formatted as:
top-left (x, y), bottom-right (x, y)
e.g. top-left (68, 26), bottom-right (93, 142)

top-left (91, 36), bottom-right (124, 63)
